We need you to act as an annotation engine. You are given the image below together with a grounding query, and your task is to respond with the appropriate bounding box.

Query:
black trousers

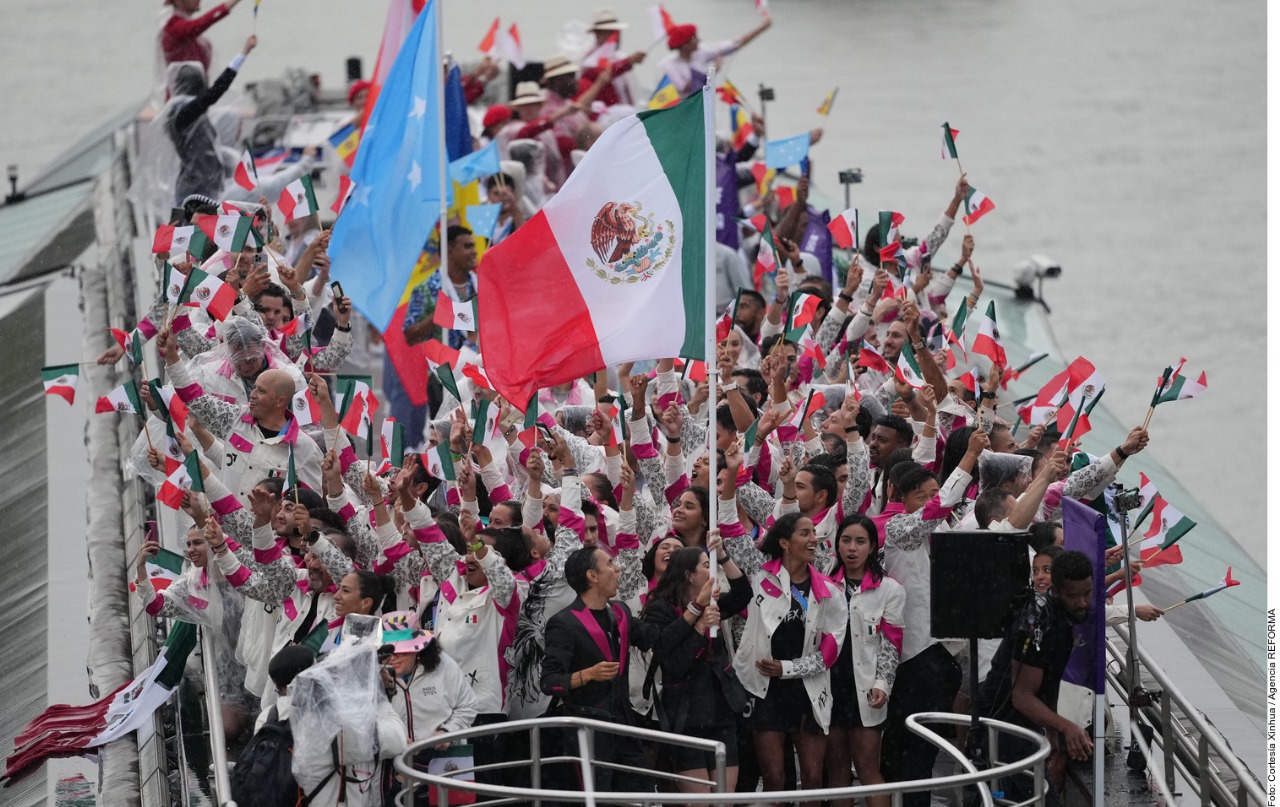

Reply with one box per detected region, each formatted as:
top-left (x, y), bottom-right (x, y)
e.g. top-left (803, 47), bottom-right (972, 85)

top-left (881, 643), bottom-right (963, 807)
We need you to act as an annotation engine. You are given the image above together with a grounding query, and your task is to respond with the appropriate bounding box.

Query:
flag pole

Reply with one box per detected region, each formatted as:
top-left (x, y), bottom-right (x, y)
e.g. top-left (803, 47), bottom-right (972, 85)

top-left (1141, 367), bottom-right (1171, 431)
top-left (703, 68), bottom-right (720, 637)
top-left (435, 11), bottom-right (450, 427)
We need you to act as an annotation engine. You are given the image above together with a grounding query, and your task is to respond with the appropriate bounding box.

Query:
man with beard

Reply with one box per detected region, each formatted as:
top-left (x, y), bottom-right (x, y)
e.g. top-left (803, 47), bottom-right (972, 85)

top-left (977, 549), bottom-right (1095, 803)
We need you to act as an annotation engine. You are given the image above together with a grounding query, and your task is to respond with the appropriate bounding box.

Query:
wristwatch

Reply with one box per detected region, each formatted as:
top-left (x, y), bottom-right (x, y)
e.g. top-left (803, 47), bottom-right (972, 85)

top-left (980, 390), bottom-right (997, 400)
top-left (721, 381), bottom-right (740, 393)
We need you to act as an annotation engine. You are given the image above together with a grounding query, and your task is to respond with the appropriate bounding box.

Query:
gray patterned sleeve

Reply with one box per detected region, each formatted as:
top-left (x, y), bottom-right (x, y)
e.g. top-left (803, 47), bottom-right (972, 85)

top-left (735, 481), bottom-right (776, 529)
top-left (175, 325), bottom-right (217, 358)
top-left (387, 548), bottom-right (426, 599)
top-left (167, 360), bottom-right (242, 439)
top-left (298, 331), bottom-right (353, 373)
top-left (311, 533), bottom-right (354, 585)
top-left (476, 544), bottom-right (516, 608)
top-left (217, 551), bottom-right (298, 606)
top-left (842, 438), bottom-right (872, 518)
top-left (679, 403), bottom-right (708, 459)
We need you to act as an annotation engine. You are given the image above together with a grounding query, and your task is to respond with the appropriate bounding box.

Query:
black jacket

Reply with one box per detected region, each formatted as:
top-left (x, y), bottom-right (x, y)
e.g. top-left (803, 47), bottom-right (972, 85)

top-left (641, 574), bottom-right (753, 732)
top-left (540, 598), bottom-right (660, 720)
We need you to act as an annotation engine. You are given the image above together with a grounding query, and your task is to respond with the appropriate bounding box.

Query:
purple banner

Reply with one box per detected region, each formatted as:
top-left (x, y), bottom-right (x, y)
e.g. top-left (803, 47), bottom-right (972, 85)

top-left (800, 206), bottom-right (833, 284)
top-left (715, 152), bottom-right (740, 250)
top-left (1062, 498), bottom-right (1108, 693)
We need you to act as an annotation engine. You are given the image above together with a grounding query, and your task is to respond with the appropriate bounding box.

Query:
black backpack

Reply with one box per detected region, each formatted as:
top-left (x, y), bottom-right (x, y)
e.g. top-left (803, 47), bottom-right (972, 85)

top-left (231, 707), bottom-right (336, 807)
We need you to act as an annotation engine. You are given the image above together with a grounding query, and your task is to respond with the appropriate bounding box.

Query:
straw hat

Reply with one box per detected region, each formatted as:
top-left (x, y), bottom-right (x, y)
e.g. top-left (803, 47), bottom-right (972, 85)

top-left (591, 9), bottom-right (628, 31)
top-left (510, 81), bottom-right (547, 106)
top-left (541, 54), bottom-right (577, 81)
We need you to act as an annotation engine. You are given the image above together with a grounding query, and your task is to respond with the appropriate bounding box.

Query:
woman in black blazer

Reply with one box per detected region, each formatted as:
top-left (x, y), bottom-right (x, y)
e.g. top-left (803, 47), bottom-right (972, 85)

top-left (642, 542), bottom-right (753, 797)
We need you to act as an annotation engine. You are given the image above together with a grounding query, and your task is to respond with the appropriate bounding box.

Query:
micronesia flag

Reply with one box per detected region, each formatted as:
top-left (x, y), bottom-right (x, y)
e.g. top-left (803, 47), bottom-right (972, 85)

top-left (329, 0), bottom-right (442, 332)
top-left (765, 132), bottom-right (811, 170)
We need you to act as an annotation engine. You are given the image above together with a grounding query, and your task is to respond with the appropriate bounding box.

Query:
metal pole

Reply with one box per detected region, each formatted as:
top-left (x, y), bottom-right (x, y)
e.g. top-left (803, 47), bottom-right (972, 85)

top-left (577, 726), bottom-right (598, 807)
top-left (531, 724), bottom-right (542, 807)
top-left (1161, 690), bottom-right (1175, 795)
top-left (199, 626), bottom-right (235, 806)
top-left (715, 744), bottom-right (727, 794)
top-left (1114, 485), bottom-right (1141, 727)
top-left (1092, 693), bottom-right (1105, 807)
top-left (436, 13), bottom-right (450, 331)
top-left (704, 69), bottom-right (719, 602)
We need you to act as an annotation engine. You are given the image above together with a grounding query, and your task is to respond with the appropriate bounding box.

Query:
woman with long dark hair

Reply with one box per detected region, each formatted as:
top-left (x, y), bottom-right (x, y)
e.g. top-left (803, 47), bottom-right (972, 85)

top-left (823, 515), bottom-right (905, 807)
top-left (721, 437), bottom-right (849, 805)
top-left (642, 542), bottom-right (752, 797)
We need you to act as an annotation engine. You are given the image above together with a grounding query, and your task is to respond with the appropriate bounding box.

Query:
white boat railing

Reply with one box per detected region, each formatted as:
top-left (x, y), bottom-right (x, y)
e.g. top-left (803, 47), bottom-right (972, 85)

top-left (1106, 629), bottom-right (1266, 807)
top-left (392, 713), bottom-right (1051, 807)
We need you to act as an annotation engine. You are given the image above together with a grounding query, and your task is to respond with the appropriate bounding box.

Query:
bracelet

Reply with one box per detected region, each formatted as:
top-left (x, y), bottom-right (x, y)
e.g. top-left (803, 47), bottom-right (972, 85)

top-left (980, 390), bottom-right (997, 400)
top-left (859, 306), bottom-right (875, 317)
top-left (952, 262), bottom-right (965, 275)
top-left (469, 540), bottom-right (484, 553)
top-left (844, 426), bottom-right (857, 434)
top-left (1115, 445), bottom-right (1130, 460)
top-left (686, 602), bottom-right (704, 617)
top-left (335, 324), bottom-right (352, 332)
top-left (838, 292), bottom-right (854, 303)
top-left (667, 435), bottom-right (681, 443)
top-left (901, 391), bottom-right (916, 403)
top-left (212, 543), bottom-right (228, 555)
top-left (721, 381), bottom-right (739, 393)
top-left (717, 554), bottom-right (730, 565)
top-left (561, 468), bottom-right (578, 477)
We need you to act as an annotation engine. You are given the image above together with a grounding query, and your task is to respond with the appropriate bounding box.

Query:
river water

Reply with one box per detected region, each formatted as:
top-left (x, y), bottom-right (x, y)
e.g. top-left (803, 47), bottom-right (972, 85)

top-left (1, 0), bottom-right (1265, 800)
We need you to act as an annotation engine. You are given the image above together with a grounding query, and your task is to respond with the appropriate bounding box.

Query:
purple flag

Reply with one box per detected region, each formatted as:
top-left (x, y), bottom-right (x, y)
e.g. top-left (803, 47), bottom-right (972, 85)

top-left (1062, 498), bottom-right (1108, 693)
top-left (800, 206), bottom-right (833, 284)
top-left (715, 152), bottom-right (740, 250)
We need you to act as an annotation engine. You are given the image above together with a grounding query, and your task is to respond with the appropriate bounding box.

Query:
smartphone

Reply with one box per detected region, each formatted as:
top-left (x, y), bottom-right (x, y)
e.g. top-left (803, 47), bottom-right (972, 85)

top-left (536, 423), bottom-right (554, 442)
top-left (253, 252), bottom-right (268, 270)
top-left (331, 281), bottom-right (344, 298)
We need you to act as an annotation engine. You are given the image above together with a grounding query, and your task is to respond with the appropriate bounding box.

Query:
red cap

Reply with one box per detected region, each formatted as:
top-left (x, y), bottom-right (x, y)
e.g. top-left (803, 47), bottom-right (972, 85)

top-left (482, 104), bottom-right (513, 129)
top-left (347, 80), bottom-right (372, 106)
top-left (667, 24), bottom-right (697, 50)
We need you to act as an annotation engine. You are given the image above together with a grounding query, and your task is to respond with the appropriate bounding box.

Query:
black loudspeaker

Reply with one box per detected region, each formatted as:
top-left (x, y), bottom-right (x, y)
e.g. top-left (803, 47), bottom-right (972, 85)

top-left (345, 57), bottom-right (363, 83)
top-left (930, 531), bottom-right (1031, 640)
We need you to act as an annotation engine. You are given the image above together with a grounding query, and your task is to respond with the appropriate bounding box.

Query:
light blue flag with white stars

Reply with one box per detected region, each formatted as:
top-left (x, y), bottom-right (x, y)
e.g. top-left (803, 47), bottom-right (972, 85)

top-left (765, 132), bottom-right (811, 170)
top-left (448, 140), bottom-right (501, 187)
top-left (328, 0), bottom-right (442, 332)
top-left (466, 203), bottom-right (502, 242)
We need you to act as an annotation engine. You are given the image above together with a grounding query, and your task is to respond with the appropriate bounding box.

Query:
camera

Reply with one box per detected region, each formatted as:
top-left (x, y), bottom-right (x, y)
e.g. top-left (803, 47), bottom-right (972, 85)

top-left (1013, 254), bottom-right (1063, 300)
top-left (838, 168), bottom-right (864, 184)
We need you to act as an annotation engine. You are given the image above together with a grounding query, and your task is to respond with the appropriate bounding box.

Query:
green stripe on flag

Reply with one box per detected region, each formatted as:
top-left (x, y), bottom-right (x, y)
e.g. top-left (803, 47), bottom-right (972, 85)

top-left (150, 547), bottom-right (186, 577)
top-left (637, 91), bottom-right (707, 362)
top-left (153, 621), bottom-right (199, 689)
top-left (124, 380), bottom-right (144, 415)
top-left (183, 451), bottom-right (204, 494)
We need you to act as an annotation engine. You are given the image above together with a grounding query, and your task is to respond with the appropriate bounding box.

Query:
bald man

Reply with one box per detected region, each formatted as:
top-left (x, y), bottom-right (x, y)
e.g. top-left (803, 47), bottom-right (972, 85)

top-left (161, 330), bottom-right (324, 504)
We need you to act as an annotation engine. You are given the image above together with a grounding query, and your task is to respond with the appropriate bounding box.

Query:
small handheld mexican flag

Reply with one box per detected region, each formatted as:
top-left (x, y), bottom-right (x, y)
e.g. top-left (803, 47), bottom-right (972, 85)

top-left (1153, 359), bottom-right (1207, 405)
top-left (462, 361), bottom-right (494, 392)
top-left (195, 214), bottom-right (259, 253)
top-left (970, 301), bottom-right (1007, 371)
top-left (741, 416), bottom-right (761, 454)
top-left (234, 148), bottom-right (258, 191)
top-left (470, 398), bottom-right (501, 448)
top-left (335, 375), bottom-right (379, 437)
top-left (423, 442), bottom-right (456, 482)
top-left (138, 546), bottom-right (185, 592)
top-left (381, 417), bottom-right (406, 469)
top-left (177, 267), bottom-right (237, 321)
top-left (784, 291), bottom-right (822, 343)
top-left (95, 380), bottom-right (143, 414)
top-left (858, 341), bottom-right (892, 374)
top-left (433, 290), bottom-right (480, 332)
top-left (716, 289), bottom-right (744, 344)
top-left (290, 386), bottom-right (322, 427)
top-left (148, 379), bottom-right (189, 437)
top-left (152, 224), bottom-right (196, 255)
top-left (110, 328), bottom-right (145, 366)
top-left (278, 175), bottom-right (320, 223)
top-left (285, 442), bottom-right (298, 491)
top-left (157, 451), bottom-right (203, 510)
top-left (962, 186), bottom-right (995, 226)
top-left (600, 394), bottom-right (629, 447)
top-left (827, 207), bottom-right (858, 250)
top-left (424, 339), bottom-right (463, 403)
top-left (940, 122), bottom-right (959, 159)
top-left (1133, 489), bottom-right (1194, 569)
top-left (42, 365), bottom-right (79, 404)
top-left (778, 388), bottom-right (827, 443)
top-left (879, 210), bottom-right (904, 246)
top-left (895, 348), bottom-right (926, 390)
top-left (754, 219), bottom-right (780, 288)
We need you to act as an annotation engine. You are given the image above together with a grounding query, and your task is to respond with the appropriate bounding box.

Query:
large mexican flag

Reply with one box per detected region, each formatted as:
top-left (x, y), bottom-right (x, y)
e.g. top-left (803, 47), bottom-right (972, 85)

top-left (478, 89), bottom-right (710, 406)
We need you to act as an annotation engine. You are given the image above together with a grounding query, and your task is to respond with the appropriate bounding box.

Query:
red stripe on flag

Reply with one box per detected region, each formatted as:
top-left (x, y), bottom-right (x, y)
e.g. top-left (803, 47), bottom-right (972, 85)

top-left (476, 212), bottom-right (603, 406)
top-left (384, 303), bottom-right (430, 408)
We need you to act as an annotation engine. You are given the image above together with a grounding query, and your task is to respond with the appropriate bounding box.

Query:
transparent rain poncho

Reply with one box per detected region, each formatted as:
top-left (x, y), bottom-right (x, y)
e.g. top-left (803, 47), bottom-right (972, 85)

top-left (977, 449), bottom-right (1034, 492)
top-left (188, 315), bottom-right (306, 398)
top-left (289, 628), bottom-right (384, 771)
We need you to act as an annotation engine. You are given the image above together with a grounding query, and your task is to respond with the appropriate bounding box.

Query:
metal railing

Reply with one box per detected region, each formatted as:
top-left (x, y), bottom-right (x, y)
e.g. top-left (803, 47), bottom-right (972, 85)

top-left (1105, 629), bottom-right (1266, 807)
top-left (393, 713), bottom-right (1051, 807)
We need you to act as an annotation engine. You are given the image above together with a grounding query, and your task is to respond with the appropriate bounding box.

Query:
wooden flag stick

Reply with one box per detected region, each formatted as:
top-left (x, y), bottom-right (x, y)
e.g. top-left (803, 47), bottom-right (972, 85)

top-left (954, 160), bottom-right (971, 236)
top-left (1161, 598), bottom-right (1190, 613)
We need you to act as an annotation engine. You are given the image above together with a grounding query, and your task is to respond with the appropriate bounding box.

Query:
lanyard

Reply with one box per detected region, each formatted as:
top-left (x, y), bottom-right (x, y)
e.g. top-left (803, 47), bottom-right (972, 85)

top-left (790, 584), bottom-right (810, 613)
